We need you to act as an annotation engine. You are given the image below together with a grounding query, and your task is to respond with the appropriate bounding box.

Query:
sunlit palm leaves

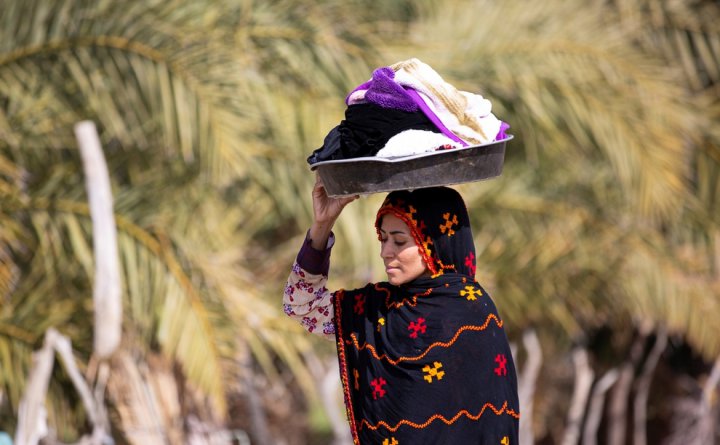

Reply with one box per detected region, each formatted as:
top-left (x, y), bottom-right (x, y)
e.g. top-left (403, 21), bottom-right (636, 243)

top-left (371, 0), bottom-right (720, 361)
top-left (0, 0), bottom-right (382, 433)
top-left (1, 0), bottom-right (719, 440)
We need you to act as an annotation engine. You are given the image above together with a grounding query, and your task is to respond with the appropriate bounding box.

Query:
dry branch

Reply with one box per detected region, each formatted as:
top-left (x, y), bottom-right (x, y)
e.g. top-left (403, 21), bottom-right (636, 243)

top-left (14, 329), bottom-right (110, 445)
top-left (562, 347), bottom-right (594, 445)
top-left (633, 327), bottom-right (667, 445)
top-left (583, 368), bottom-right (619, 445)
top-left (74, 121), bottom-right (122, 359)
top-left (518, 328), bottom-right (542, 445)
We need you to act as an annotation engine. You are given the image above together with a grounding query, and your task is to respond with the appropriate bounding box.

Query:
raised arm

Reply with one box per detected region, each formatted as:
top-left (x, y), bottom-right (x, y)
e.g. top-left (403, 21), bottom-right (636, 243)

top-left (309, 174), bottom-right (358, 249)
top-left (283, 175), bottom-right (357, 339)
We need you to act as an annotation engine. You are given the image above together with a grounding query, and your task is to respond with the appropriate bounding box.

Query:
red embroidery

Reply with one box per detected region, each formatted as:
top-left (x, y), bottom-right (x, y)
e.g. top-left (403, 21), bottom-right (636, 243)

top-left (353, 294), bottom-right (365, 315)
top-left (494, 354), bottom-right (508, 376)
top-left (371, 377), bottom-right (388, 400)
top-left (408, 318), bottom-right (427, 339)
top-left (464, 252), bottom-right (476, 276)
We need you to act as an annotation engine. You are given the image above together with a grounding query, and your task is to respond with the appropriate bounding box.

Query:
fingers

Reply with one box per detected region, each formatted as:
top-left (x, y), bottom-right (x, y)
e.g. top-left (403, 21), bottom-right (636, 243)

top-left (336, 194), bottom-right (360, 209)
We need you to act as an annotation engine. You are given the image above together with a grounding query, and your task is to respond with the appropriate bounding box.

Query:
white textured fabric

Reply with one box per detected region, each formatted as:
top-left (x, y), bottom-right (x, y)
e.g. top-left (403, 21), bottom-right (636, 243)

top-left (391, 58), bottom-right (503, 145)
top-left (375, 129), bottom-right (459, 158)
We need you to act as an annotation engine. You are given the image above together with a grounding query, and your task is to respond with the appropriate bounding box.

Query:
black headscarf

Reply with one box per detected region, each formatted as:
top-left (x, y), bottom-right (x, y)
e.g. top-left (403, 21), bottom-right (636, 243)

top-left (333, 187), bottom-right (520, 444)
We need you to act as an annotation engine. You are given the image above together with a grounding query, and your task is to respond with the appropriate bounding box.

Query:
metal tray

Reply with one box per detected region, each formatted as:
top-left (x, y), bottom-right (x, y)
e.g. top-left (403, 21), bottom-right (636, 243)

top-left (310, 136), bottom-right (511, 197)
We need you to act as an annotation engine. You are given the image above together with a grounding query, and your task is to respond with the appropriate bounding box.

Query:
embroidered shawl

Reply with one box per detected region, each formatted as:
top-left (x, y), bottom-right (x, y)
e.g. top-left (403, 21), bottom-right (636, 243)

top-left (333, 187), bottom-right (520, 444)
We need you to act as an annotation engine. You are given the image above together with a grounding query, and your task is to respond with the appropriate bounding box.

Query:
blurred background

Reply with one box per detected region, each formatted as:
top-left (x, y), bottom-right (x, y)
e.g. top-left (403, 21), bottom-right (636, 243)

top-left (0, 0), bottom-right (719, 444)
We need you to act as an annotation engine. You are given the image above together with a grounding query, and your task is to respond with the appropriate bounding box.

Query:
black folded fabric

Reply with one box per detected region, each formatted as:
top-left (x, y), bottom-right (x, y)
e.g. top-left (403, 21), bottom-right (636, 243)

top-left (307, 103), bottom-right (439, 164)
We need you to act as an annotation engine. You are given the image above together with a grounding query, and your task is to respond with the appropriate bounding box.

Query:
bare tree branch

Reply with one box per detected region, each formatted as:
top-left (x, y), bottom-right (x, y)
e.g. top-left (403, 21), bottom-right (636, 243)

top-left (608, 329), bottom-right (647, 445)
top-left (15, 329), bottom-right (111, 445)
top-left (518, 328), bottom-right (542, 445)
top-left (697, 355), bottom-right (720, 444)
top-left (633, 327), bottom-right (667, 445)
top-left (562, 347), bottom-right (594, 445)
top-left (74, 121), bottom-right (122, 359)
top-left (583, 368), bottom-right (619, 445)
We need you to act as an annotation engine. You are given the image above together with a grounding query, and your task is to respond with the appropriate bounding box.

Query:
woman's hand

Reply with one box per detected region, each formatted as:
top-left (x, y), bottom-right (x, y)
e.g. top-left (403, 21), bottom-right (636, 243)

top-left (312, 174), bottom-right (357, 224)
top-left (309, 174), bottom-right (358, 249)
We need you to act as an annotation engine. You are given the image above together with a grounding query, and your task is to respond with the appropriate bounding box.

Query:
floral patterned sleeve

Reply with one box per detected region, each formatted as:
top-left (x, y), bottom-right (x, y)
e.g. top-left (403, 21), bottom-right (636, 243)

top-left (283, 233), bottom-right (336, 340)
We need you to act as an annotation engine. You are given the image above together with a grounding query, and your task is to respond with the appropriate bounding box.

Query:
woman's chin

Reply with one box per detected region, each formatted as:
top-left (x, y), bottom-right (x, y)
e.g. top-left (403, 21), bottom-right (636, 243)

top-left (387, 275), bottom-right (409, 286)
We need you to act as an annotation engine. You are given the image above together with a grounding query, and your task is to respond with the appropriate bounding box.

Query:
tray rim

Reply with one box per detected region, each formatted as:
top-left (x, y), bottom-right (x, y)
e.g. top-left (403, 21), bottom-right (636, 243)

top-left (309, 134), bottom-right (513, 169)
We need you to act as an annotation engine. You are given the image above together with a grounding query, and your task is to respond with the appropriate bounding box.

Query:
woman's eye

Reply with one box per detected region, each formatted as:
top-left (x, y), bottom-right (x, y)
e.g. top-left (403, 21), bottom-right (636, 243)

top-left (394, 241), bottom-right (406, 247)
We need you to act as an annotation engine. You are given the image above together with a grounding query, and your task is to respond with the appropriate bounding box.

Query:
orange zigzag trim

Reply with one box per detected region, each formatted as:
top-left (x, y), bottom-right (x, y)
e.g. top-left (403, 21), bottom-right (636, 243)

top-left (347, 313), bottom-right (503, 365)
top-left (376, 284), bottom-right (433, 309)
top-left (359, 401), bottom-right (520, 432)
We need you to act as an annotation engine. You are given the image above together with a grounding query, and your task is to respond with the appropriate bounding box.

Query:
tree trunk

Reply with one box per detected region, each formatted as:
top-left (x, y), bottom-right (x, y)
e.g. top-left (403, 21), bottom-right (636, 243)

top-left (608, 329), bottom-right (646, 445)
top-left (75, 121), bottom-right (122, 359)
top-left (241, 351), bottom-right (274, 445)
top-left (16, 329), bottom-right (111, 445)
top-left (518, 329), bottom-right (542, 445)
top-left (562, 347), bottom-right (594, 445)
top-left (632, 327), bottom-right (667, 445)
top-left (583, 369), bottom-right (619, 445)
top-left (697, 355), bottom-right (720, 444)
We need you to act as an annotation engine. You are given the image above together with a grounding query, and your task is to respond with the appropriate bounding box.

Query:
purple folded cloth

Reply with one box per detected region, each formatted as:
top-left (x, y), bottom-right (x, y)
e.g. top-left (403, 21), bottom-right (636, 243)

top-left (497, 121), bottom-right (510, 140)
top-left (296, 231), bottom-right (333, 276)
top-left (348, 67), bottom-right (418, 112)
top-left (346, 68), bottom-right (467, 146)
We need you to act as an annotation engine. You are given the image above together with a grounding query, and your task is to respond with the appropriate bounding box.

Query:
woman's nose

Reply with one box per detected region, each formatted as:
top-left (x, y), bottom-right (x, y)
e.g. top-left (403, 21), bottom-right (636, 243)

top-left (380, 242), bottom-right (393, 259)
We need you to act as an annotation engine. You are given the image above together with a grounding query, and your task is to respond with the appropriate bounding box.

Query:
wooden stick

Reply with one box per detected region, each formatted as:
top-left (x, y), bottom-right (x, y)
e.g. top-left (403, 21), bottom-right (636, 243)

top-left (74, 121), bottom-right (122, 359)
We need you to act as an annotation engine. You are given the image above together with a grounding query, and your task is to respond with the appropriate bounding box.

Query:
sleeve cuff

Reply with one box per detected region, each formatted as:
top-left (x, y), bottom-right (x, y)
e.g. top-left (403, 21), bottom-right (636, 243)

top-left (297, 230), bottom-right (334, 275)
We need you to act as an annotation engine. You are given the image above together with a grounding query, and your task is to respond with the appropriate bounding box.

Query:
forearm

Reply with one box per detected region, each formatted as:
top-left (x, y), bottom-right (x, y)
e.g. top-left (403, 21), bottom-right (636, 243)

top-left (309, 220), bottom-right (335, 251)
top-left (283, 232), bottom-right (337, 339)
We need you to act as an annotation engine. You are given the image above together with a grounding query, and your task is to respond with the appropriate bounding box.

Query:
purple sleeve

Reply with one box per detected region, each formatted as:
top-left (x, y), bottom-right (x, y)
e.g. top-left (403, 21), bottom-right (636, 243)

top-left (296, 231), bottom-right (333, 276)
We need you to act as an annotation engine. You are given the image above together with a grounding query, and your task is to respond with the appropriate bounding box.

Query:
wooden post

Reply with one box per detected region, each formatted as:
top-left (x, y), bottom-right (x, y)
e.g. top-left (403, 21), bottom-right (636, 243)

top-left (74, 121), bottom-right (122, 359)
top-left (562, 347), bottom-right (594, 445)
top-left (518, 329), bottom-right (542, 445)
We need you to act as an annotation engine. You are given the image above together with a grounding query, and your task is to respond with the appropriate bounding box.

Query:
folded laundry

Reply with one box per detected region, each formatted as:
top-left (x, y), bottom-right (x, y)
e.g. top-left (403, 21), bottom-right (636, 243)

top-left (391, 58), bottom-right (503, 145)
top-left (347, 66), bottom-right (418, 112)
top-left (308, 58), bottom-right (508, 165)
top-left (306, 103), bottom-right (439, 164)
top-left (375, 129), bottom-right (459, 158)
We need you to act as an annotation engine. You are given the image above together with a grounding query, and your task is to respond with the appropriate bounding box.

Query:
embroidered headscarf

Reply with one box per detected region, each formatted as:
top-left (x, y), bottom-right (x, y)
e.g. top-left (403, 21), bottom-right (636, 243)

top-left (375, 187), bottom-right (476, 278)
top-left (333, 187), bottom-right (520, 444)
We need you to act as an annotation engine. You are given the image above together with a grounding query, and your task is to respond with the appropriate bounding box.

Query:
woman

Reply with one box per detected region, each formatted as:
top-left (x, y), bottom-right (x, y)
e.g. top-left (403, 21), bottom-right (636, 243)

top-left (284, 176), bottom-right (519, 444)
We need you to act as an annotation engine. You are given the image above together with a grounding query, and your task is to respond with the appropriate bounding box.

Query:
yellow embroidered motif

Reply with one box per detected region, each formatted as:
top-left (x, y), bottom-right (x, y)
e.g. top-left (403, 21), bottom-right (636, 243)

top-left (439, 212), bottom-right (458, 236)
top-left (460, 285), bottom-right (482, 301)
top-left (383, 438), bottom-right (399, 445)
top-left (353, 369), bottom-right (360, 390)
top-left (422, 361), bottom-right (445, 383)
top-left (407, 204), bottom-right (417, 221)
top-left (501, 436), bottom-right (510, 445)
top-left (377, 317), bottom-right (385, 332)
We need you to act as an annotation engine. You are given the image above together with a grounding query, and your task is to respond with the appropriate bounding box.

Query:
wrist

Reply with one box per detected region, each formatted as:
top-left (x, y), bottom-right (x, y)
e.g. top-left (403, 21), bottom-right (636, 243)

top-left (309, 221), bottom-right (334, 250)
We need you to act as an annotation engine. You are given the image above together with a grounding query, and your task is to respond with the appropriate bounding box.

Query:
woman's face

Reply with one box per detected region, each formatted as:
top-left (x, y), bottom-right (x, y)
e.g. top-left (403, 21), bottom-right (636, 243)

top-left (379, 214), bottom-right (429, 285)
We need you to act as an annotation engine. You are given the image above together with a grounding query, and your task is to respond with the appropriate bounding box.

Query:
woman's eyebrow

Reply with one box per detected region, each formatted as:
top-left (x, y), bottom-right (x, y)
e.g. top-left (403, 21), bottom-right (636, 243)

top-left (379, 228), bottom-right (408, 235)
